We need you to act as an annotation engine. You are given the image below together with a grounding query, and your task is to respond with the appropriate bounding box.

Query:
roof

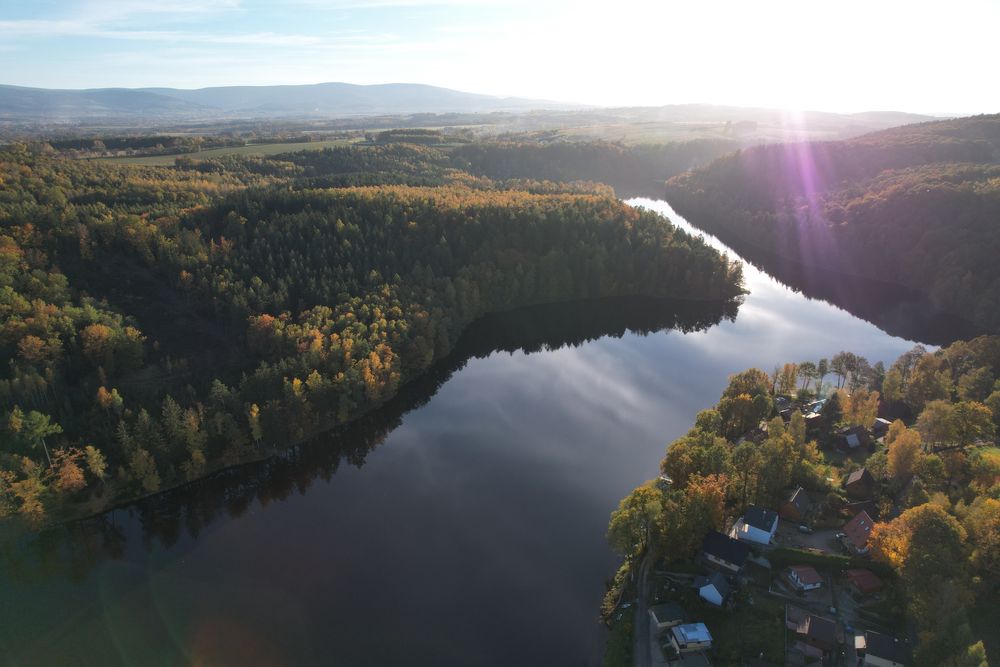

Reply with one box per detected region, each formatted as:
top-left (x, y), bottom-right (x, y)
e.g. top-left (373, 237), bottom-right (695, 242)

top-left (796, 614), bottom-right (837, 645)
top-left (788, 565), bottom-right (822, 586)
top-left (843, 510), bottom-right (875, 549)
top-left (673, 623), bottom-right (712, 644)
top-left (845, 500), bottom-right (879, 519)
top-left (864, 630), bottom-right (912, 664)
top-left (695, 571), bottom-right (731, 599)
top-left (845, 569), bottom-right (883, 594)
top-left (845, 468), bottom-right (874, 487)
top-left (701, 530), bottom-right (750, 567)
top-left (742, 505), bottom-right (778, 532)
top-left (649, 602), bottom-right (686, 625)
top-left (845, 433), bottom-right (861, 448)
top-left (807, 399), bottom-right (826, 414)
top-left (786, 487), bottom-right (811, 513)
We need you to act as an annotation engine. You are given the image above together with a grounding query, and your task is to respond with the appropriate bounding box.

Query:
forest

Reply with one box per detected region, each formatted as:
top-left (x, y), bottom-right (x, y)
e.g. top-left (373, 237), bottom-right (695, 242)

top-left (605, 336), bottom-right (1000, 666)
top-left (664, 114), bottom-right (1000, 332)
top-left (0, 139), bottom-right (744, 528)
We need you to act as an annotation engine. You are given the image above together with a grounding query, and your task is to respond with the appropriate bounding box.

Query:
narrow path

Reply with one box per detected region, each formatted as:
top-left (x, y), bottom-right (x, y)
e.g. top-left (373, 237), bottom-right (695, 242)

top-left (633, 552), bottom-right (652, 667)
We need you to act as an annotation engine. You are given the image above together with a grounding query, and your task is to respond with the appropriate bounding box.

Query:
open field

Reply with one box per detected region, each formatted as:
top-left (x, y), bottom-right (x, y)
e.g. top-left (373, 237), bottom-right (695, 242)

top-left (100, 138), bottom-right (355, 165)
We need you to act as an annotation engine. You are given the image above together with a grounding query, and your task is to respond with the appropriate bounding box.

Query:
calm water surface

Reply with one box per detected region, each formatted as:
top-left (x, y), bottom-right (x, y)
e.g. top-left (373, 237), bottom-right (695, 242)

top-left (1, 200), bottom-right (926, 666)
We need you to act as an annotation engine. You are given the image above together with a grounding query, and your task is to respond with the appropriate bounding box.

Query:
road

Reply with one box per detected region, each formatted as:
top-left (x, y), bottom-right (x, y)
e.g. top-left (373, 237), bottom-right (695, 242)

top-left (633, 552), bottom-right (652, 667)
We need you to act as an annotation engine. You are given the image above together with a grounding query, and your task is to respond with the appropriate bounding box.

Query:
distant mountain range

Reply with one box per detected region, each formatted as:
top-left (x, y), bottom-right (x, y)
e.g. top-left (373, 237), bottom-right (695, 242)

top-left (0, 82), bottom-right (562, 122)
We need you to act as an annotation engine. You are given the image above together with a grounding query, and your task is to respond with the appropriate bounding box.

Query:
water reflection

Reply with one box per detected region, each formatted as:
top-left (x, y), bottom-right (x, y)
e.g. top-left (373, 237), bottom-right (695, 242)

top-left (0, 200), bottom-right (962, 666)
top-left (18, 297), bottom-right (737, 560)
top-left (629, 198), bottom-right (983, 345)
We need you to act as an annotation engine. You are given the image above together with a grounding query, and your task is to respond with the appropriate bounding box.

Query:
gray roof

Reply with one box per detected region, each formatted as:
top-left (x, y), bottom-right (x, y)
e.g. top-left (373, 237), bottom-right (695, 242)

top-left (673, 623), bottom-right (712, 644)
top-left (864, 631), bottom-right (912, 664)
top-left (701, 530), bottom-right (750, 567)
top-left (700, 571), bottom-right (731, 598)
top-left (787, 487), bottom-right (811, 512)
top-left (743, 505), bottom-right (778, 531)
top-left (649, 602), bottom-right (686, 625)
top-left (797, 614), bottom-right (836, 644)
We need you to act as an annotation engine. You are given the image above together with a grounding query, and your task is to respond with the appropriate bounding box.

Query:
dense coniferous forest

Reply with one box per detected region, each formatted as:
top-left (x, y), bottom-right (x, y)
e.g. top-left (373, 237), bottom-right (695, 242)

top-left (0, 140), bottom-right (744, 526)
top-left (452, 138), bottom-right (740, 196)
top-left (664, 115), bottom-right (1000, 331)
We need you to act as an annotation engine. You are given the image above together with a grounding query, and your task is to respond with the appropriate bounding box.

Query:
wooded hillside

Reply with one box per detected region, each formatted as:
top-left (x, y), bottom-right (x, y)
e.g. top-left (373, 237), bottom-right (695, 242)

top-left (0, 141), bottom-right (744, 526)
top-left (664, 115), bottom-right (1000, 331)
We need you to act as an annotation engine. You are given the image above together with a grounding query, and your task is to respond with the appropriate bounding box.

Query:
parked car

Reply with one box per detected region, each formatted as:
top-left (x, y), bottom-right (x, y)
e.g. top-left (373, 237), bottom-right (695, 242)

top-left (797, 524), bottom-right (814, 534)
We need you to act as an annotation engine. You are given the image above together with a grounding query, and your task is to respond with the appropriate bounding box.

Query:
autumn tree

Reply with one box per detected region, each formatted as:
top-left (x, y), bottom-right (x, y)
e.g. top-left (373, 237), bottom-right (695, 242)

top-left (957, 366), bottom-right (994, 402)
top-left (607, 482), bottom-right (663, 560)
top-left (839, 387), bottom-right (880, 428)
top-left (962, 497), bottom-right (1000, 586)
top-left (870, 503), bottom-right (972, 661)
top-left (905, 354), bottom-right (952, 412)
top-left (52, 448), bottom-right (86, 495)
top-left (717, 368), bottom-right (773, 439)
top-left (777, 363), bottom-right (798, 395)
top-left (887, 426), bottom-right (923, 482)
top-left (797, 361), bottom-right (817, 392)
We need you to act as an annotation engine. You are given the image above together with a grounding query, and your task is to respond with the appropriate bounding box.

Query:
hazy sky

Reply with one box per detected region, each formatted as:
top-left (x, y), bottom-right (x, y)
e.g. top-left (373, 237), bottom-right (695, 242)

top-left (1, 0), bottom-right (997, 114)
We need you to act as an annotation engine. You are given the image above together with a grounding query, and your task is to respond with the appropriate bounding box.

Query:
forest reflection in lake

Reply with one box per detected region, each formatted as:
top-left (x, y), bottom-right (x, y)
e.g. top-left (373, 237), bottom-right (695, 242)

top-left (1, 201), bottom-right (930, 666)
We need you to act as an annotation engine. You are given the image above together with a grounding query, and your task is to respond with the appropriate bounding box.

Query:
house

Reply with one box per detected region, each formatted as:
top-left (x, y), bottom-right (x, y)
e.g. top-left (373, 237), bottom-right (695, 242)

top-left (836, 425), bottom-right (872, 451)
top-left (694, 571), bottom-right (731, 606)
top-left (844, 500), bottom-right (879, 520)
top-left (806, 399), bottom-right (826, 414)
top-left (701, 530), bottom-right (751, 573)
top-left (730, 505), bottom-right (779, 545)
top-left (787, 565), bottom-right (823, 591)
top-left (842, 510), bottom-right (875, 555)
top-left (803, 412), bottom-right (823, 435)
top-left (779, 486), bottom-right (812, 522)
top-left (649, 602), bottom-right (686, 631)
top-left (871, 417), bottom-right (893, 439)
top-left (844, 468), bottom-right (876, 499)
top-left (845, 569), bottom-right (884, 596)
top-left (856, 630), bottom-right (912, 667)
top-left (794, 614), bottom-right (837, 654)
top-left (669, 623), bottom-right (713, 654)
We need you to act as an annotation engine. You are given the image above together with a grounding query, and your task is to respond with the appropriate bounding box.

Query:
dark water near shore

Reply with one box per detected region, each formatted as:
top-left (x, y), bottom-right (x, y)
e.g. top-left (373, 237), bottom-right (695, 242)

top-left (1, 200), bottom-right (932, 666)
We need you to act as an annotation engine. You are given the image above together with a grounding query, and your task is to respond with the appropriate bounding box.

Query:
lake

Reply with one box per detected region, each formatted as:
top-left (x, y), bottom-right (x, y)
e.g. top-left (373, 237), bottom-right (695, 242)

top-left (1, 200), bottom-right (931, 666)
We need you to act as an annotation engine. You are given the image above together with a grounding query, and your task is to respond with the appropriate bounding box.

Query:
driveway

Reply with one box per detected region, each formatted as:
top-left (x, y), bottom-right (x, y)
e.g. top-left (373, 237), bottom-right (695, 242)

top-left (774, 522), bottom-right (841, 553)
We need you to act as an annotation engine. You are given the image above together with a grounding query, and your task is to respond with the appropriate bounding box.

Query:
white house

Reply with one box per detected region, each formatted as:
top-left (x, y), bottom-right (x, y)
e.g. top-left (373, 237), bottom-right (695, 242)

top-left (856, 631), bottom-right (912, 667)
top-left (694, 571), bottom-right (731, 606)
top-left (669, 623), bottom-right (713, 654)
top-left (729, 505), bottom-right (779, 545)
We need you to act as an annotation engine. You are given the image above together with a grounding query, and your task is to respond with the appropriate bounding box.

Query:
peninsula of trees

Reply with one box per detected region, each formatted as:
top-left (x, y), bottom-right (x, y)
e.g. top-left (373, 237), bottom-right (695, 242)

top-left (664, 114), bottom-right (1000, 332)
top-left (0, 139), bottom-right (744, 526)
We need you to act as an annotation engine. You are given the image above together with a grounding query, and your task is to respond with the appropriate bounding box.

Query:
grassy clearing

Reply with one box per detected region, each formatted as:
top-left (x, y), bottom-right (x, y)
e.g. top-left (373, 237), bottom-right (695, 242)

top-left (99, 139), bottom-right (355, 166)
top-left (655, 584), bottom-right (784, 665)
top-left (701, 591), bottom-right (785, 664)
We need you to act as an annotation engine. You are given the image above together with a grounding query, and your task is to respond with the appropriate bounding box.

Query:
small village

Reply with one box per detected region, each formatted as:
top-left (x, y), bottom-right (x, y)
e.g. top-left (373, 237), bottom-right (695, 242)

top-left (629, 389), bottom-right (932, 667)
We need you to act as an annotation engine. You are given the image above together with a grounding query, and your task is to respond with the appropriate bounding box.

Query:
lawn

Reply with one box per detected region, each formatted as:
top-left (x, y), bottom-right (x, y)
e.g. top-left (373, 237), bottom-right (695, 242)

top-left (99, 139), bottom-right (355, 166)
top-left (662, 585), bottom-right (785, 665)
top-left (701, 591), bottom-right (785, 664)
